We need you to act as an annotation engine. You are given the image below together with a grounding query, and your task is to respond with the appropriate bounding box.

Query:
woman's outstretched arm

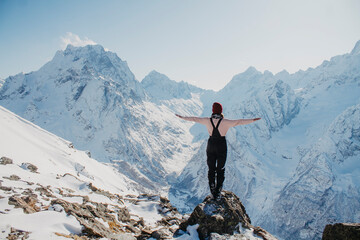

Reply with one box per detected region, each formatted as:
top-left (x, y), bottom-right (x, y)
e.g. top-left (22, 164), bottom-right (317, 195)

top-left (226, 117), bottom-right (261, 127)
top-left (175, 114), bottom-right (208, 124)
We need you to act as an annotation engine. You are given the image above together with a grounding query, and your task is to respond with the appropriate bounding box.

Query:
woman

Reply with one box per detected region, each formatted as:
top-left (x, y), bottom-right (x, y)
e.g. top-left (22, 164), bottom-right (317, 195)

top-left (176, 102), bottom-right (261, 200)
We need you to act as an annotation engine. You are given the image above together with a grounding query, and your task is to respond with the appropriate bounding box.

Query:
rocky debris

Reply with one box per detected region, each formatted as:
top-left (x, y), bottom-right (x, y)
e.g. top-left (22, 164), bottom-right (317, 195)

top-left (0, 181), bottom-right (12, 191)
top-left (253, 227), bottom-right (278, 240)
top-left (20, 163), bottom-right (38, 173)
top-left (8, 195), bottom-right (40, 214)
top-left (6, 227), bottom-right (30, 240)
top-left (151, 227), bottom-right (173, 239)
top-left (322, 223), bottom-right (360, 240)
top-left (0, 156), bottom-right (13, 165)
top-left (0, 186), bottom-right (12, 191)
top-left (3, 175), bottom-right (21, 181)
top-left (88, 183), bottom-right (122, 203)
top-left (159, 196), bottom-right (179, 215)
top-left (50, 198), bottom-right (139, 239)
top-left (35, 185), bottom-right (56, 198)
top-left (117, 206), bottom-right (131, 222)
top-left (179, 191), bottom-right (277, 240)
top-left (137, 229), bottom-right (152, 240)
top-left (209, 232), bottom-right (256, 239)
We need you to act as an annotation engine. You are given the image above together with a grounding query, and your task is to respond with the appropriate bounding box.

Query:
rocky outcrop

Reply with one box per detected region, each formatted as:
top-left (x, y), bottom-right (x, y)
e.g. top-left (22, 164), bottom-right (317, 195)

top-left (20, 162), bottom-right (38, 173)
top-left (322, 223), bottom-right (360, 240)
top-left (6, 227), bottom-right (30, 240)
top-left (0, 156), bottom-right (13, 165)
top-left (51, 198), bottom-right (134, 239)
top-left (8, 195), bottom-right (40, 214)
top-left (179, 191), bottom-right (277, 240)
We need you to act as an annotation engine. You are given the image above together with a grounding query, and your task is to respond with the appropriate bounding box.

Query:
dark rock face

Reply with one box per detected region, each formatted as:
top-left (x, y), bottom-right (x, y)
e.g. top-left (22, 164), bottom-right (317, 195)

top-left (322, 223), bottom-right (360, 240)
top-left (179, 191), bottom-right (277, 240)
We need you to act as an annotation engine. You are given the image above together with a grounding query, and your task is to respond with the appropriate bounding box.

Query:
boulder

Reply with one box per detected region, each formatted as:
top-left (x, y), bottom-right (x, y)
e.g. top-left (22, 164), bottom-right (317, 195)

top-left (179, 191), bottom-right (277, 240)
top-left (20, 162), bottom-right (38, 173)
top-left (0, 156), bottom-right (13, 165)
top-left (3, 175), bottom-right (21, 181)
top-left (322, 223), bottom-right (360, 240)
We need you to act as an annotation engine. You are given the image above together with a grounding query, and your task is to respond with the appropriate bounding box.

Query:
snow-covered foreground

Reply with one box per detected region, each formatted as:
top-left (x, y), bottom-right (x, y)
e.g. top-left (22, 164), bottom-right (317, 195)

top-left (0, 106), bottom-right (185, 239)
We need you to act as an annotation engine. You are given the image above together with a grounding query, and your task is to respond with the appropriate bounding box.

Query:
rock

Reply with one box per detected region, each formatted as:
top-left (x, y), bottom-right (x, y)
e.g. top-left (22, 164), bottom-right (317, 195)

top-left (179, 191), bottom-right (251, 239)
top-left (179, 191), bottom-right (277, 240)
top-left (85, 150), bottom-right (91, 158)
top-left (0, 185), bottom-right (12, 191)
top-left (253, 226), bottom-right (278, 240)
top-left (8, 195), bottom-right (40, 214)
top-left (0, 156), bottom-right (13, 165)
top-left (151, 227), bottom-right (173, 239)
top-left (137, 229), bottom-right (152, 240)
top-left (209, 232), bottom-right (249, 239)
top-left (50, 198), bottom-right (135, 239)
top-left (88, 183), bottom-right (120, 202)
top-left (7, 227), bottom-right (30, 240)
top-left (35, 185), bottom-right (56, 198)
top-left (322, 223), bottom-right (360, 240)
top-left (3, 175), bottom-right (21, 181)
top-left (117, 207), bottom-right (131, 222)
top-left (20, 162), bottom-right (38, 173)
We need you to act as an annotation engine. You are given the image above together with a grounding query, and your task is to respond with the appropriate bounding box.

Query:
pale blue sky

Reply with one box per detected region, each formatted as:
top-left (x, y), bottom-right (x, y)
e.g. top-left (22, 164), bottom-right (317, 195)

top-left (1, 0), bottom-right (360, 90)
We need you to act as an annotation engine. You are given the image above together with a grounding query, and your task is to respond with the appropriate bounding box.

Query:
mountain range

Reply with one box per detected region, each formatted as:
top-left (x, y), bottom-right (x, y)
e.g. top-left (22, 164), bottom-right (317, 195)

top-left (1, 40), bottom-right (360, 239)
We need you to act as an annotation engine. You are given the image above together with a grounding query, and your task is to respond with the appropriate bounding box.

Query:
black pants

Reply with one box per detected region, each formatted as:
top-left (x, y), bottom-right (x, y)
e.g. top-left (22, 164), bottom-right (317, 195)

top-left (206, 136), bottom-right (227, 192)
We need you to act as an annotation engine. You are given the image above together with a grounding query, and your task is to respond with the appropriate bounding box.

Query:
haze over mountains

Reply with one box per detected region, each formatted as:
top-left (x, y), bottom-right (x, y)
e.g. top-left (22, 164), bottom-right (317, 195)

top-left (1, 41), bottom-right (359, 239)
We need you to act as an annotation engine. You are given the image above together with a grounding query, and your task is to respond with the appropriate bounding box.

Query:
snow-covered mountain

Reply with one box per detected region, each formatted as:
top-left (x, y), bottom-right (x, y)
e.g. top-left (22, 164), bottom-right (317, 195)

top-left (1, 41), bottom-right (360, 239)
top-left (0, 44), bottom-right (203, 192)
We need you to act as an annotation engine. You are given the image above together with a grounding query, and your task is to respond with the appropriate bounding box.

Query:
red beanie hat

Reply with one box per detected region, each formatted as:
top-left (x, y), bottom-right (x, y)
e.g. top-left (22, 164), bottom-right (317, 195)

top-left (212, 102), bottom-right (223, 114)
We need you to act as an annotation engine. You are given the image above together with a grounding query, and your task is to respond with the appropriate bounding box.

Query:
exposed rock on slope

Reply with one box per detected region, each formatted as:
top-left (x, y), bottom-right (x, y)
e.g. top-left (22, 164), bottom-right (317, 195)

top-left (322, 223), bottom-right (360, 240)
top-left (178, 191), bottom-right (277, 240)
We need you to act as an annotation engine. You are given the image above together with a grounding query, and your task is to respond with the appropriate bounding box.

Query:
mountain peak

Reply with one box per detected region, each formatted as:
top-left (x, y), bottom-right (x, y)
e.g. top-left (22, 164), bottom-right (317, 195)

top-left (351, 40), bottom-right (360, 55)
top-left (142, 71), bottom-right (194, 100)
top-left (244, 66), bottom-right (260, 74)
top-left (145, 70), bottom-right (172, 82)
top-left (64, 44), bottom-right (105, 55)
